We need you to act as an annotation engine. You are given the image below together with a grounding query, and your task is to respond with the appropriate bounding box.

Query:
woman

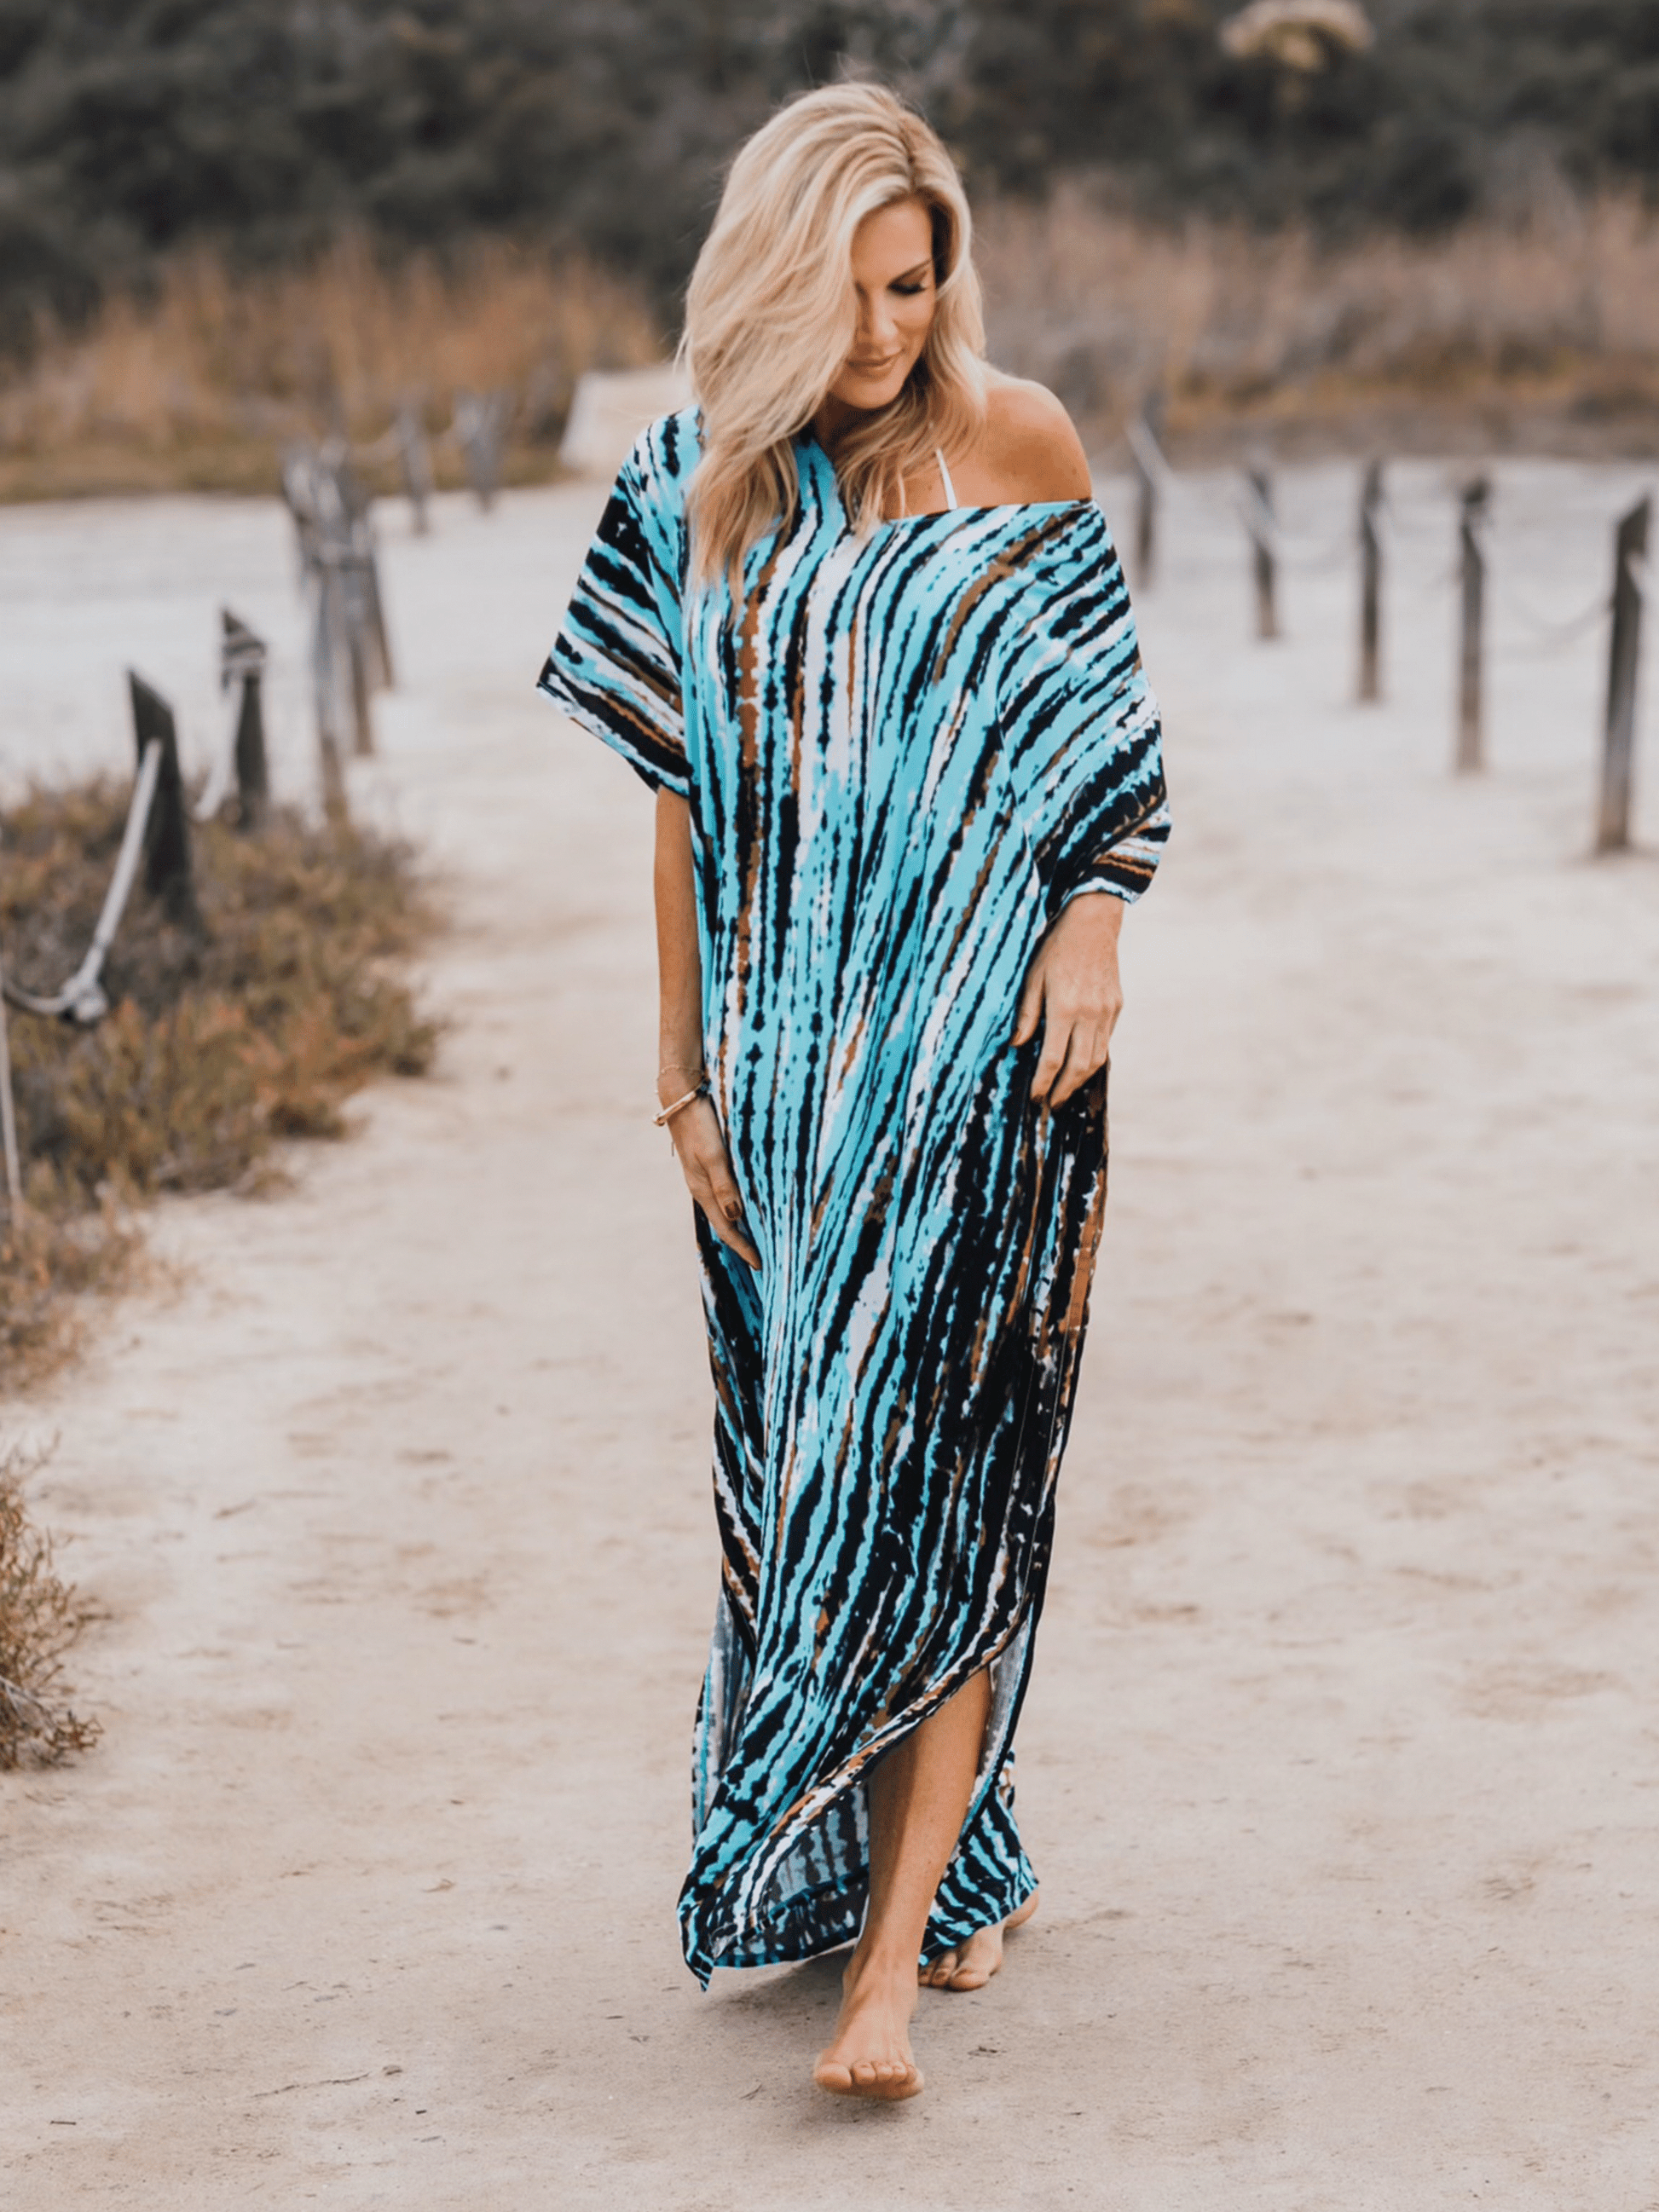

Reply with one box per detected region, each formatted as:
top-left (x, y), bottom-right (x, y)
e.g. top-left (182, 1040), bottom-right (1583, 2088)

top-left (539, 82), bottom-right (1168, 2102)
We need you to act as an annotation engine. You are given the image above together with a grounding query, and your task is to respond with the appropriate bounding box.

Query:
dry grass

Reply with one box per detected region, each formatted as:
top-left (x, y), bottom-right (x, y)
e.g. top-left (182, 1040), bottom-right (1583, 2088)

top-left (3, 199), bottom-right (1656, 499)
top-left (0, 1439), bottom-right (100, 1768)
top-left (1, 780), bottom-right (438, 1392)
top-left (0, 237), bottom-right (662, 501)
top-left (977, 189), bottom-right (1659, 455)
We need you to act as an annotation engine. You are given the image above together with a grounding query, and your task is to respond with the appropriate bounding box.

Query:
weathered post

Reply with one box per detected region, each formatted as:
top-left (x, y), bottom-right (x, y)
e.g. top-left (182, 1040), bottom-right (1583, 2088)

top-left (0, 944), bottom-right (24, 1222)
top-left (309, 556), bottom-right (350, 820)
top-left (220, 609), bottom-right (269, 829)
top-left (396, 401), bottom-right (433, 534)
top-left (128, 674), bottom-right (201, 929)
top-left (331, 451), bottom-right (394, 695)
top-left (1455, 476), bottom-right (1489, 775)
top-left (1595, 493), bottom-right (1650, 853)
top-left (285, 436), bottom-right (394, 806)
top-left (342, 546), bottom-right (375, 760)
top-left (454, 389), bottom-right (509, 511)
top-left (280, 442), bottom-right (322, 586)
top-left (283, 442), bottom-right (350, 809)
top-left (1358, 457), bottom-right (1384, 702)
top-left (1246, 454), bottom-right (1279, 640)
top-left (354, 510), bottom-right (395, 696)
top-left (1130, 393), bottom-right (1165, 588)
top-left (309, 452), bottom-right (376, 759)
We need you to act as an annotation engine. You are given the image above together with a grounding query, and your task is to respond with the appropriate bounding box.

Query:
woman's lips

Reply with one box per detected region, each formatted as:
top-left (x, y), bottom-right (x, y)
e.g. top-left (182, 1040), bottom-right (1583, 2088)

top-left (847, 355), bottom-right (901, 373)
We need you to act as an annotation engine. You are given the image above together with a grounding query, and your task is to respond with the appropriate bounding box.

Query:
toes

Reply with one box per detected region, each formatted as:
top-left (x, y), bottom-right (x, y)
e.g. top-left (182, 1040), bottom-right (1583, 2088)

top-left (945, 1963), bottom-right (992, 1990)
top-left (817, 2053), bottom-right (924, 2101)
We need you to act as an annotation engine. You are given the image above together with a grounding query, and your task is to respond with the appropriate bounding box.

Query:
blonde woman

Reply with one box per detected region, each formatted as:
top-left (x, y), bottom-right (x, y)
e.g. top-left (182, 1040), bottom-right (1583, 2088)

top-left (540, 81), bottom-right (1168, 2101)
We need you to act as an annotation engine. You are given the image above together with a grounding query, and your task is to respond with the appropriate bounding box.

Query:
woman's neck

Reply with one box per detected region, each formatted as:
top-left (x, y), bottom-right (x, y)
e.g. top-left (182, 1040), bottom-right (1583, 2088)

top-left (811, 396), bottom-right (876, 451)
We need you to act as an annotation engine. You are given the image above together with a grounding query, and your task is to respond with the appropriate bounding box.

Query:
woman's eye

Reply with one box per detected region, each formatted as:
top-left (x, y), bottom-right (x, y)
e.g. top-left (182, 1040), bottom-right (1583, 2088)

top-left (893, 281), bottom-right (928, 297)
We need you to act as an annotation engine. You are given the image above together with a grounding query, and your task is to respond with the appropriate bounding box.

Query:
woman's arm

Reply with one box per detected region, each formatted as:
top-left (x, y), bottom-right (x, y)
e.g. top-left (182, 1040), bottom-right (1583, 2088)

top-left (1010, 891), bottom-right (1124, 1107)
top-left (968, 382), bottom-right (1126, 1106)
top-left (654, 790), bottom-right (760, 1267)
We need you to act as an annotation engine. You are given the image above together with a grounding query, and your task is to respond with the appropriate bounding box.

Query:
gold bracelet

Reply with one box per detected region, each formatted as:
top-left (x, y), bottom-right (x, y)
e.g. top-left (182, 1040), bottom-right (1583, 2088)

top-left (654, 1079), bottom-right (710, 1127)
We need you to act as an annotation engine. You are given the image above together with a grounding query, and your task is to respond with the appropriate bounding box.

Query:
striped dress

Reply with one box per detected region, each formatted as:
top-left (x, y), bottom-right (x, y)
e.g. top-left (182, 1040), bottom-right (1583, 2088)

top-left (540, 407), bottom-right (1168, 1984)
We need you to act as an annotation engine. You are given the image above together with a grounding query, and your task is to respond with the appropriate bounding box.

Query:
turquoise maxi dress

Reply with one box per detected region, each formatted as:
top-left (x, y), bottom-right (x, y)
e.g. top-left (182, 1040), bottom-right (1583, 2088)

top-left (540, 407), bottom-right (1169, 1984)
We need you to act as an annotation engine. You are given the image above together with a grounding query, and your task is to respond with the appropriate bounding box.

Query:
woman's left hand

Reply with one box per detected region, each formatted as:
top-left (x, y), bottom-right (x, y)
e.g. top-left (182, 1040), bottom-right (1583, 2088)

top-left (1010, 892), bottom-right (1125, 1106)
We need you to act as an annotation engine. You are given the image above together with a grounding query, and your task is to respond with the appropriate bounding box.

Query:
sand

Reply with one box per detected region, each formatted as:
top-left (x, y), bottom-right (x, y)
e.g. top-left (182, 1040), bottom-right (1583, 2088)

top-left (3, 459), bottom-right (1658, 2209)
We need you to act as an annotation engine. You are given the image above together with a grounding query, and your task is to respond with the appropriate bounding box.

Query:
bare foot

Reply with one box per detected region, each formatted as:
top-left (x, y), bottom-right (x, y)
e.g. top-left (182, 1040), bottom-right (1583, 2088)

top-left (918, 1890), bottom-right (1039, 1992)
top-left (813, 1949), bottom-right (924, 2101)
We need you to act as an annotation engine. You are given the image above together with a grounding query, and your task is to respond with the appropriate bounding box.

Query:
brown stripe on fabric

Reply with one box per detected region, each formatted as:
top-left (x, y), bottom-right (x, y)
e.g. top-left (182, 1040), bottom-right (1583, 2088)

top-left (1061, 1073), bottom-right (1110, 1343)
top-left (930, 511), bottom-right (1078, 684)
top-left (735, 542), bottom-right (781, 770)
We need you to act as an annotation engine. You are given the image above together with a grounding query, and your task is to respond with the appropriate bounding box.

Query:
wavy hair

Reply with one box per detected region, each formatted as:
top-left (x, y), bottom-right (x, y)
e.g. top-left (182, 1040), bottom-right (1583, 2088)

top-left (680, 82), bottom-right (986, 589)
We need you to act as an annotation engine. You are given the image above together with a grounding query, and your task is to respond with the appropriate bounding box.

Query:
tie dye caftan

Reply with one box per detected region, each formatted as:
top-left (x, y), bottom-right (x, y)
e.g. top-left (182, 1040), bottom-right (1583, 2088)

top-left (539, 407), bottom-right (1168, 1984)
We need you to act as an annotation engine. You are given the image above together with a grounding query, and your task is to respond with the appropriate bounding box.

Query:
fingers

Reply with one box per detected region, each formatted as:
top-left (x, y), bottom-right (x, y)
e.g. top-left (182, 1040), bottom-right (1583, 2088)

top-left (1048, 1020), bottom-right (1105, 1108)
top-left (1031, 1017), bottom-right (1108, 1107)
top-left (1010, 962), bottom-right (1044, 1049)
top-left (671, 1100), bottom-right (760, 1268)
top-left (701, 1175), bottom-right (760, 1268)
top-left (1028, 1014), bottom-right (1068, 1103)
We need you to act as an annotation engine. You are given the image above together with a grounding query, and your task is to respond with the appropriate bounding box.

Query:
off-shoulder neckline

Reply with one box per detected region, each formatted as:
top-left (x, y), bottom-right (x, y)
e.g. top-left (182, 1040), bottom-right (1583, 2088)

top-left (871, 499), bottom-right (1097, 528)
top-left (793, 430), bottom-right (1096, 530)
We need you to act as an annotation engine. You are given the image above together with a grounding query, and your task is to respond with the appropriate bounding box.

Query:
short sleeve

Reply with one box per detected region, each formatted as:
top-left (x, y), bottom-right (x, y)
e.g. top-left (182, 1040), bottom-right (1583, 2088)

top-left (997, 506), bottom-right (1170, 915)
top-left (537, 438), bottom-right (690, 799)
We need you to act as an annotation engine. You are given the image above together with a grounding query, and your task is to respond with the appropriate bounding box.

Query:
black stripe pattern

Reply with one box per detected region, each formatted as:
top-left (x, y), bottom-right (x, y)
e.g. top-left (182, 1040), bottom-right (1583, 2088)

top-left (540, 410), bottom-right (1170, 1982)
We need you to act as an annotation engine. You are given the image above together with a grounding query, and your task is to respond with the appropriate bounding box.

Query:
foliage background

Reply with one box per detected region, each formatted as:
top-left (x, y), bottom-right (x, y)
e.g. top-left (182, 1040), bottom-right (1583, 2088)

top-left (2, 0), bottom-right (1657, 355)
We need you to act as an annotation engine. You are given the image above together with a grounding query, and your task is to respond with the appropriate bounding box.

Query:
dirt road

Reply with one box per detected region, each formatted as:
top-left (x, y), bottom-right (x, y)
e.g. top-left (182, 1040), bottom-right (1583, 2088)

top-left (4, 465), bottom-right (1658, 2208)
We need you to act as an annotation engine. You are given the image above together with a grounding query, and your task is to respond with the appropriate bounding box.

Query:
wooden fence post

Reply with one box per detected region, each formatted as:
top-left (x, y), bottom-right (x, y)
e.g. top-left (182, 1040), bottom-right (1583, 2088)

top-left (332, 453), bottom-right (394, 693)
top-left (1595, 493), bottom-right (1650, 853)
top-left (355, 512), bottom-right (395, 696)
top-left (1455, 476), bottom-right (1489, 774)
top-left (283, 435), bottom-right (398, 815)
top-left (343, 550), bottom-right (375, 761)
top-left (220, 609), bottom-right (269, 830)
top-left (1358, 458), bottom-right (1384, 702)
top-left (128, 674), bottom-right (201, 930)
top-left (454, 389), bottom-right (509, 511)
top-left (307, 553), bottom-right (350, 822)
top-left (396, 401), bottom-right (433, 535)
top-left (0, 947), bottom-right (23, 1222)
top-left (1246, 456), bottom-right (1279, 640)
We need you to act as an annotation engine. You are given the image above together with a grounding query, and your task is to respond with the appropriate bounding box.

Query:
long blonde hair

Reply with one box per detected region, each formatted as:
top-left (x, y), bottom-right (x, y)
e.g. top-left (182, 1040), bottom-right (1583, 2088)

top-left (680, 82), bottom-right (986, 588)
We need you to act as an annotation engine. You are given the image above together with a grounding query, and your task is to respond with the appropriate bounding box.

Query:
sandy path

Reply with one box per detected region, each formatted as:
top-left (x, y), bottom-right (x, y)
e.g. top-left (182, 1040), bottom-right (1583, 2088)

top-left (3, 464), bottom-right (1658, 2209)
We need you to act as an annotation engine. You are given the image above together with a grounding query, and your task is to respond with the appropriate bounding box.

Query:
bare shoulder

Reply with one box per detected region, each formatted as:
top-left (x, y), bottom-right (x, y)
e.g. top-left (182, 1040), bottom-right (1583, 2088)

top-left (976, 376), bottom-right (1092, 503)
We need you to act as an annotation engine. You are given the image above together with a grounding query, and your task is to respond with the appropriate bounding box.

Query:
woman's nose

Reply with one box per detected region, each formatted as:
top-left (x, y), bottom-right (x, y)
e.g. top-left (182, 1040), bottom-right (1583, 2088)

top-left (856, 292), bottom-right (895, 351)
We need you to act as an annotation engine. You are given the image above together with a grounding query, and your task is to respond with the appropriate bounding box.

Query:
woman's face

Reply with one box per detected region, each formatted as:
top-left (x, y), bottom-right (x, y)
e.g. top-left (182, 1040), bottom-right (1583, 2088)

top-left (824, 195), bottom-right (939, 416)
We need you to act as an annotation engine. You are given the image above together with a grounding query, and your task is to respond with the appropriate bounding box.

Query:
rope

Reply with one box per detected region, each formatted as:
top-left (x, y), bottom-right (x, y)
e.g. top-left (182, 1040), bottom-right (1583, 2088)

top-left (1, 739), bottom-right (163, 1026)
top-left (1492, 574), bottom-right (1613, 653)
top-left (193, 690), bottom-right (243, 823)
top-left (1123, 415), bottom-right (1176, 498)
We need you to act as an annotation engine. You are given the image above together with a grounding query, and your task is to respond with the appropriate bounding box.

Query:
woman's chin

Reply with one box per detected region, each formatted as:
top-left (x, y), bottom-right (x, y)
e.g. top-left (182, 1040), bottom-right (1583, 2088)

top-left (827, 368), bottom-right (910, 414)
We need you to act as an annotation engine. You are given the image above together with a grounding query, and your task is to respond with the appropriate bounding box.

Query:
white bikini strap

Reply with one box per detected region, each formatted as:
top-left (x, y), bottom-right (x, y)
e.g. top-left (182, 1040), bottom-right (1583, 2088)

top-left (935, 447), bottom-right (957, 508)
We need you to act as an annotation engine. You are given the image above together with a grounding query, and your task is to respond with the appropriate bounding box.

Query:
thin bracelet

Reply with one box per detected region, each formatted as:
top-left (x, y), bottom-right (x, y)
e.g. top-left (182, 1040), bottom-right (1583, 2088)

top-left (654, 1078), bottom-right (710, 1127)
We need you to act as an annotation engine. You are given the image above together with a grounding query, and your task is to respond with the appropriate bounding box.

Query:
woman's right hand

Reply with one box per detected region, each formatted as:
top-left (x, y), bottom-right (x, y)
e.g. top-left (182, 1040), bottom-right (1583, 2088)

top-left (668, 1095), bottom-right (760, 1268)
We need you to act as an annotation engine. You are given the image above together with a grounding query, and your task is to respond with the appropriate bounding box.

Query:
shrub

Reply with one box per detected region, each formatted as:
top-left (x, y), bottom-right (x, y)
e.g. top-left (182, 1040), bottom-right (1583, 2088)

top-left (0, 1439), bottom-right (99, 1770)
top-left (0, 781), bottom-right (438, 1391)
